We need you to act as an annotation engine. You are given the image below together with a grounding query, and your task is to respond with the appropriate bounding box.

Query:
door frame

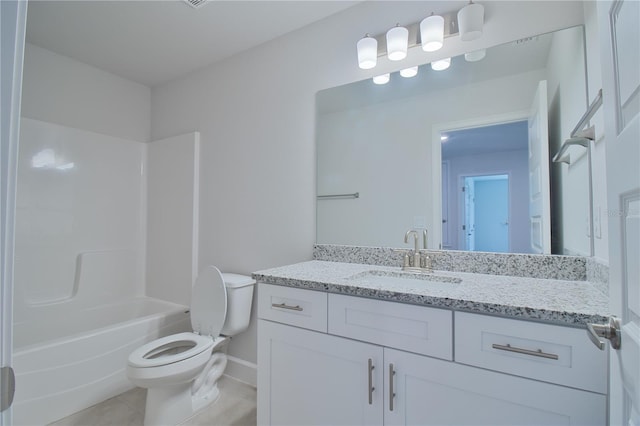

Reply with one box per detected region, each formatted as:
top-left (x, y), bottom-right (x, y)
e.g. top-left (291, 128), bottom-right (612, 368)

top-left (431, 110), bottom-right (528, 250)
top-left (1, 0), bottom-right (28, 423)
top-left (459, 173), bottom-right (511, 252)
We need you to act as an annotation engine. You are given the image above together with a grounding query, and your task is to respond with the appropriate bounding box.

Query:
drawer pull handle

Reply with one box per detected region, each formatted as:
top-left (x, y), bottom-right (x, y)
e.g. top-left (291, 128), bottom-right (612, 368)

top-left (368, 358), bottom-right (375, 405)
top-left (491, 343), bottom-right (559, 360)
top-left (389, 363), bottom-right (396, 412)
top-left (271, 303), bottom-right (303, 311)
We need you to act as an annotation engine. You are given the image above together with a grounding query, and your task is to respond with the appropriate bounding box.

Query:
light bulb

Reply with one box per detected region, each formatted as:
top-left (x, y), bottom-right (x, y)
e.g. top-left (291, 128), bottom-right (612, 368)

top-left (373, 73), bottom-right (390, 85)
top-left (400, 67), bottom-right (418, 78)
top-left (357, 35), bottom-right (378, 69)
top-left (431, 57), bottom-right (451, 71)
top-left (458, 1), bottom-right (484, 41)
top-left (386, 25), bottom-right (409, 61)
top-left (420, 14), bottom-right (444, 52)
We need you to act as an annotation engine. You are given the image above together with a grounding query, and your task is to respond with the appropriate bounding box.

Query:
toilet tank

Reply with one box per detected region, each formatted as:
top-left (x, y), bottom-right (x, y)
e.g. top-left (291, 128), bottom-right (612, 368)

top-left (221, 273), bottom-right (256, 336)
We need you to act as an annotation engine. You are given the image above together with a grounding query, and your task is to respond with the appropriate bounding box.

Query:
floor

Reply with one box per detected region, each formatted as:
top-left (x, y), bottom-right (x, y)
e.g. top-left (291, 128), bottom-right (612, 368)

top-left (48, 376), bottom-right (257, 426)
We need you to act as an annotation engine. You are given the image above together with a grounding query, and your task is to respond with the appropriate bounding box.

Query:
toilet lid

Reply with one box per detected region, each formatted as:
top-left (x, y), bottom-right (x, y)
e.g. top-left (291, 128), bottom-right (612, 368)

top-left (191, 265), bottom-right (227, 337)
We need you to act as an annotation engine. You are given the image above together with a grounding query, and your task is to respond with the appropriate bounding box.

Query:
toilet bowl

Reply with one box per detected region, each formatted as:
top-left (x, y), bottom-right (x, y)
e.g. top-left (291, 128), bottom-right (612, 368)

top-left (127, 266), bottom-right (255, 425)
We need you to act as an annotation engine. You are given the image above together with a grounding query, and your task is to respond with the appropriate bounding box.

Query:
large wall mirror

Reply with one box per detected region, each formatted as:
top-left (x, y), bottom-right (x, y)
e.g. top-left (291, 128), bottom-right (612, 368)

top-left (316, 25), bottom-right (593, 255)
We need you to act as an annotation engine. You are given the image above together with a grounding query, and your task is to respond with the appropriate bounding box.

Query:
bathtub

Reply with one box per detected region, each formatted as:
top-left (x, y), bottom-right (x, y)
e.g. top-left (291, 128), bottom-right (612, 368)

top-left (12, 297), bottom-right (190, 425)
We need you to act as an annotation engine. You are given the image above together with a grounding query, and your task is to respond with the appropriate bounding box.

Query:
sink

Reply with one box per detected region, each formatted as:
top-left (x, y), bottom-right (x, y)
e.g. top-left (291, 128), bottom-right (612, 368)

top-left (349, 270), bottom-right (462, 287)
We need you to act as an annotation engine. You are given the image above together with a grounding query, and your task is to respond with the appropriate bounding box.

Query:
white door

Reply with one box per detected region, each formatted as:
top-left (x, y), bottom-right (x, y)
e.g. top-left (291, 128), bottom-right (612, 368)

top-left (257, 320), bottom-right (384, 426)
top-left (0, 1), bottom-right (27, 424)
top-left (597, 1), bottom-right (640, 424)
top-left (528, 80), bottom-right (551, 254)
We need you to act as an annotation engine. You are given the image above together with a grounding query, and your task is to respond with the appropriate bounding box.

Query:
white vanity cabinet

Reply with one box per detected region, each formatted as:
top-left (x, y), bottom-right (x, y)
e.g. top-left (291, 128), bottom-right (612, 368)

top-left (257, 283), bottom-right (607, 426)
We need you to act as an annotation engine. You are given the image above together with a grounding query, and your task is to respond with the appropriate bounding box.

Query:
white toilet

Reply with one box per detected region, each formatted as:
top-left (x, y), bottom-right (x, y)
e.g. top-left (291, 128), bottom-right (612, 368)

top-left (127, 265), bottom-right (255, 425)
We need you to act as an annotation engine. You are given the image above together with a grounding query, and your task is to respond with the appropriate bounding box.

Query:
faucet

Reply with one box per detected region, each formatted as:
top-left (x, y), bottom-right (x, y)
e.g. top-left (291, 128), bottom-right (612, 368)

top-left (404, 230), bottom-right (421, 272)
top-left (402, 229), bottom-right (433, 273)
top-left (404, 229), bottom-right (419, 252)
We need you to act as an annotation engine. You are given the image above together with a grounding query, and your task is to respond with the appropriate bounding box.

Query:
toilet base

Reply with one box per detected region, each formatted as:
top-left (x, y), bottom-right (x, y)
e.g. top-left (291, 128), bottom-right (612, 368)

top-left (144, 383), bottom-right (193, 426)
top-left (141, 350), bottom-right (228, 425)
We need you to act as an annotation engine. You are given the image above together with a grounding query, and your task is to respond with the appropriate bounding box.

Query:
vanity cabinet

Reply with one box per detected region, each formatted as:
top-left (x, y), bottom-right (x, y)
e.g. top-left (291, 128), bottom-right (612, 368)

top-left (257, 283), bottom-right (607, 426)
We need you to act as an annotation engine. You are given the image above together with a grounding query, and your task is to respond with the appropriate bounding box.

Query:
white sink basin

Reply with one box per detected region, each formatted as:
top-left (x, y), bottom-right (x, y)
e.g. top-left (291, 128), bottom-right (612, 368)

top-left (349, 270), bottom-right (462, 289)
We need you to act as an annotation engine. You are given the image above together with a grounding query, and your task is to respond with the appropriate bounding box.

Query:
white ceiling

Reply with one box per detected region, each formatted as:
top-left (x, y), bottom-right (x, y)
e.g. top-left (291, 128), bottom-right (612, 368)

top-left (25, 0), bottom-right (361, 87)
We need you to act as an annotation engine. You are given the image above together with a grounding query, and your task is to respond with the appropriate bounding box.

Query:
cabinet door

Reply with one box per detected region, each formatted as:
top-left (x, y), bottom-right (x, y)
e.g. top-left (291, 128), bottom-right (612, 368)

top-left (384, 348), bottom-right (606, 426)
top-left (258, 320), bottom-right (383, 426)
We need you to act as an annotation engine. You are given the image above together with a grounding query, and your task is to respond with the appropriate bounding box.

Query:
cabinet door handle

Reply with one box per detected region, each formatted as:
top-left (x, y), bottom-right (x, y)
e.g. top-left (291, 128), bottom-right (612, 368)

top-left (368, 358), bottom-right (375, 405)
top-left (271, 302), bottom-right (303, 311)
top-left (389, 363), bottom-right (396, 412)
top-left (491, 343), bottom-right (559, 360)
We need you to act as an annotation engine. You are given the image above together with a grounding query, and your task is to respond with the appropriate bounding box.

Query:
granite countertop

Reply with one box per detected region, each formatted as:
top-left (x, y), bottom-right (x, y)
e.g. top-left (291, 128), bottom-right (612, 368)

top-left (252, 260), bottom-right (610, 327)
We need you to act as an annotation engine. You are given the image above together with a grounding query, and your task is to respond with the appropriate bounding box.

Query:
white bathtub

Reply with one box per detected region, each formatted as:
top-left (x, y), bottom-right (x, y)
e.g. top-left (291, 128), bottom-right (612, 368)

top-left (12, 297), bottom-right (190, 425)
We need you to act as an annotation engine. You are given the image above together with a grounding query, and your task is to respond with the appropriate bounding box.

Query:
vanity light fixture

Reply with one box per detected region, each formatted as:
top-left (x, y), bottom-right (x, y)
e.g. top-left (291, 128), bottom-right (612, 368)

top-left (356, 2), bottom-right (485, 71)
top-left (372, 73), bottom-right (390, 85)
top-left (386, 24), bottom-right (409, 61)
top-left (458, 1), bottom-right (484, 41)
top-left (431, 57), bottom-right (451, 71)
top-left (464, 49), bottom-right (486, 62)
top-left (357, 34), bottom-right (378, 69)
top-left (400, 66), bottom-right (418, 78)
top-left (420, 13), bottom-right (445, 52)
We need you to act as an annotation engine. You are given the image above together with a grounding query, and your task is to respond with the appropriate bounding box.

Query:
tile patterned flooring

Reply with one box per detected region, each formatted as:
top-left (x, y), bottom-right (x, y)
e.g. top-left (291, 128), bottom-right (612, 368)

top-left (48, 376), bottom-right (256, 426)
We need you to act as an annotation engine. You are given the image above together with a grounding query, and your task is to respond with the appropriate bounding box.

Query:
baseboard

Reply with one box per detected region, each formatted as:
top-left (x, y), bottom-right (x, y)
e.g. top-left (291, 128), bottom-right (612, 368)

top-left (225, 355), bottom-right (257, 387)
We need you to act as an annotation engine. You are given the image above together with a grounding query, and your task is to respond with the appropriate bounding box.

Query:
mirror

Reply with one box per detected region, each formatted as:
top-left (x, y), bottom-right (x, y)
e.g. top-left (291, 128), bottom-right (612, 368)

top-left (316, 25), bottom-right (591, 255)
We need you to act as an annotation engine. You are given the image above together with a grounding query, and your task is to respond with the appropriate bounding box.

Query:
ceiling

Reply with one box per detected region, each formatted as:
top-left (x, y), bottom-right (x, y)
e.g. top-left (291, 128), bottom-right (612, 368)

top-left (441, 120), bottom-right (529, 158)
top-left (25, 0), bottom-right (361, 87)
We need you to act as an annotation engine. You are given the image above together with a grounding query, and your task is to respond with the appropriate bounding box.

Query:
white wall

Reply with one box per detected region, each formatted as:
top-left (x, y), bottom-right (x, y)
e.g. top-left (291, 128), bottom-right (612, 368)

top-left (546, 26), bottom-right (591, 256)
top-left (21, 43), bottom-right (150, 142)
top-left (150, 1), bottom-right (586, 378)
top-left (146, 133), bottom-right (200, 306)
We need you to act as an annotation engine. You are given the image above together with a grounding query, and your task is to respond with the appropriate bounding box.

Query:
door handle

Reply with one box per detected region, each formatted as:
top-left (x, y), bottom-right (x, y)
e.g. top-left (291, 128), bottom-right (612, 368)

top-left (1, 366), bottom-right (15, 412)
top-left (367, 358), bottom-right (375, 405)
top-left (587, 316), bottom-right (621, 350)
top-left (388, 363), bottom-right (396, 412)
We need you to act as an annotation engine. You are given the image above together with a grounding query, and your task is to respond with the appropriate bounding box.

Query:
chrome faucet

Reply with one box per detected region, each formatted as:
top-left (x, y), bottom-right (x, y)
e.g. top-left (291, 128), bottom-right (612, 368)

top-left (404, 229), bottom-right (419, 252)
top-left (402, 229), bottom-right (433, 273)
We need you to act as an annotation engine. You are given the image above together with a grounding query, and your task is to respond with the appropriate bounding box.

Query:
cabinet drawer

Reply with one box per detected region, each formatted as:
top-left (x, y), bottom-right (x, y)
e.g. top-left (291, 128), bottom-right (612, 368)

top-left (258, 283), bottom-right (328, 332)
top-left (328, 294), bottom-right (452, 360)
top-left (455, 312), bottom-right (607, 393)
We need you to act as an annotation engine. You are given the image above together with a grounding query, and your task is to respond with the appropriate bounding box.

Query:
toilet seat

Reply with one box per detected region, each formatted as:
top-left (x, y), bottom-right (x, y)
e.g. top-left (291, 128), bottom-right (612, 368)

top-left (128, 332), bottom-right (214, 368)
top-left (128, 266), bottom-right (228, 370)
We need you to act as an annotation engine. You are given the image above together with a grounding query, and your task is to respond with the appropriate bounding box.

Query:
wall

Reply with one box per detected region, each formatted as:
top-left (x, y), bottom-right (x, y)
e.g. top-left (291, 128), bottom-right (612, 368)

top-left (546, 26), bottom-right (591, 256)
top-left (151, 1), bottom-right (586, 381)
top-left (317, 69), bottom-right (543, 248)
top-left (146, 133), bottom-right (200, 306)
top-left (21, 43), bottom-right (151, 142)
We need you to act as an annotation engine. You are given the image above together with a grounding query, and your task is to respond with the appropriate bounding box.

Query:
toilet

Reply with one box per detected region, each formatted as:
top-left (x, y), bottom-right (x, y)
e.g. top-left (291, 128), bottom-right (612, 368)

top-left (127, 265), bottom-right (255, 425)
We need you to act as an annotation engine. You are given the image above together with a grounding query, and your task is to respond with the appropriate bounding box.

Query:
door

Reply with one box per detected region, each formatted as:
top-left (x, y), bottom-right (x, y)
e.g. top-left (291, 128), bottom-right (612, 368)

top-left (1, 1), bottom-right (27, 424)
top-left (528, 80), bottom-right (551, 254)
top-left (598, 1), bottom-right (640, 424)
top-left (463, 178), bottom-right (476, 251)
top-left (383, 347), bottom-right (605, 426)
top-left (257, 320), bottom-right (383, 426)
top-left (464, 175), bottom-right (509, 253)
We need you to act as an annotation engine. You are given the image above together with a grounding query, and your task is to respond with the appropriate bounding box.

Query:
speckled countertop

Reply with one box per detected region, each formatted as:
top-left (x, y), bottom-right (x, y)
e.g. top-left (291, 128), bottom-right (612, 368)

top-left (252, 260), bottom-right (610, 327)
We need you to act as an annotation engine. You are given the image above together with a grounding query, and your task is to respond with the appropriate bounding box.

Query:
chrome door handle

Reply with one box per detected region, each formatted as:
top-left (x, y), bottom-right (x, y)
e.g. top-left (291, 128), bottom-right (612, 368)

top-left (389, 363), bottom-right (396, 412)
top-left (491, 343), bottom-right (559, 360)
top-left (271, 303), bottom-right (303, 311)
top-left (367, 358), bottom-right (375, 405)
top-left (587, 316), bottom-right (621, 350)
top-left (1, 366), bottom-right (15, 412)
